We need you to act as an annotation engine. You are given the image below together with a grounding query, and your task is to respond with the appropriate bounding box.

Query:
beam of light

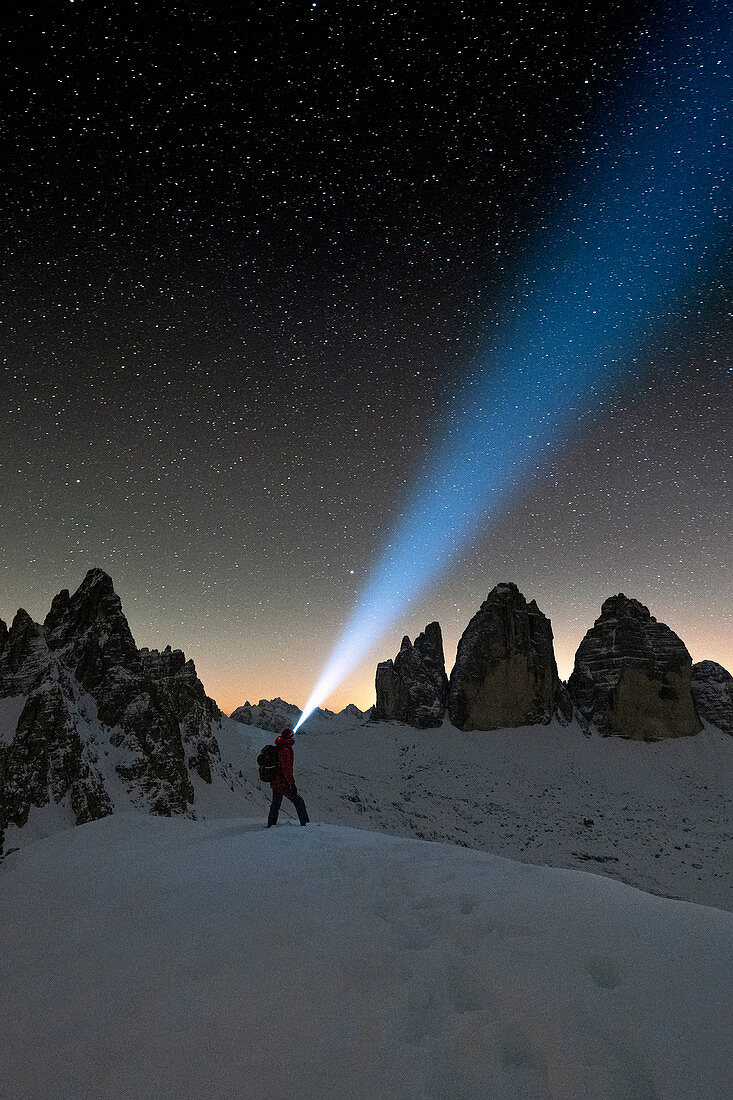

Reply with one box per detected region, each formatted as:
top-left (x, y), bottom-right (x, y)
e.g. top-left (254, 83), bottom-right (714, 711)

top-left (294, 2), bottom-right (730, 732)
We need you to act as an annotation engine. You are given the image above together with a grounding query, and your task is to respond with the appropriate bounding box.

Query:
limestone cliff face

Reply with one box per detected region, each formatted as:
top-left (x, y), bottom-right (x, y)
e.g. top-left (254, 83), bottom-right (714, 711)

top-left (691, 660), bottom-right (733, 735)
top-left (567, 594), bottom-right (701, 739)
top-left (374, 622), bottom-right (449, 728)
top-left (0, 569), bottom-right (228, 854)
top-left (448, 583), bottom-right (569, 731)
top-left (139, 646), bottom-right (222, 783)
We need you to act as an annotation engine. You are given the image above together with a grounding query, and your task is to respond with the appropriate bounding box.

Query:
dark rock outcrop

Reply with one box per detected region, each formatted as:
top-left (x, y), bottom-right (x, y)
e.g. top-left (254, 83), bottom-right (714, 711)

top-left (0, 569), bottom-right (231, 853)
top-left (448, 583), bottom-right (569, 731)
top-left (5, 686), bottom-right (113, 828)
top-left (139, 646), bottom-right (222, 783)
top-left (374, 622), bottom-right (449, 728)
top-left (44, 568), bottom-right (139, 691)
top-left (567, 595), bottom-right (701, 739)
top-left (0, 609), bottom-right (49, 696)
top-left (691, 660), bottom-right (733, 735)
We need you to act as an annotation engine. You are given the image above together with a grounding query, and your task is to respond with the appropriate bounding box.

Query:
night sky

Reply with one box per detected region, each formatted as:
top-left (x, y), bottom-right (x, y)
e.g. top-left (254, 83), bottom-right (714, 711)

top-left (2, 1), bottom-right (730, 714)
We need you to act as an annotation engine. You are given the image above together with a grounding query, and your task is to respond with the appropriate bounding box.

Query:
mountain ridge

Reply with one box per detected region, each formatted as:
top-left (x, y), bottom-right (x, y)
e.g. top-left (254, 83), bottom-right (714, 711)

top-left (0, 568), bottom-right (247, 855)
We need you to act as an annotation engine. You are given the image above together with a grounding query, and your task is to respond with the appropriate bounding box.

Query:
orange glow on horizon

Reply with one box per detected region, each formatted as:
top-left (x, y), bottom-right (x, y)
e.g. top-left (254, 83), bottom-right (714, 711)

top-left (199, 619), bottom-right (733, 719)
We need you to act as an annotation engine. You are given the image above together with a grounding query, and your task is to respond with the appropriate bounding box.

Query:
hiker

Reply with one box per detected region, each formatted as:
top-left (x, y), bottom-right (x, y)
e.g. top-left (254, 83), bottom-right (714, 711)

top-left (267, 727), bottom-right (310, 827)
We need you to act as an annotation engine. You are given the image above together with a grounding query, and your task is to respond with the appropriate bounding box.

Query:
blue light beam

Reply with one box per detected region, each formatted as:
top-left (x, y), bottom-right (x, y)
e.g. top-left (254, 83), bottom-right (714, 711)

top-left (294, 2), bottom-right (730, 731)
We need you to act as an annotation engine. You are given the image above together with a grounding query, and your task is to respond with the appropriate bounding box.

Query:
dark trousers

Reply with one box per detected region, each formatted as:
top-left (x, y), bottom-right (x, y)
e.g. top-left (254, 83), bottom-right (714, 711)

top-left (268, 785), bottom-right (310, 826)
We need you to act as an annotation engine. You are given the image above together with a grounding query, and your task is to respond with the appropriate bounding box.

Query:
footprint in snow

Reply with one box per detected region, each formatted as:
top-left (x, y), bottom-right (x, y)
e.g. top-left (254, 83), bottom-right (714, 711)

top-left (585, 954), bottom-right (624, 990)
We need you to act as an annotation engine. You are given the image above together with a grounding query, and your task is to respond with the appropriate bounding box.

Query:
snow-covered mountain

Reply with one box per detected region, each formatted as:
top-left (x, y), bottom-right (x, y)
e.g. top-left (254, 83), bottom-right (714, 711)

top-left (568, 593), bottom-right (702, 738)
top-left (0, 569), bottom-right (256, 853)
top-left (229, 695), bottom-right (366, 733)
top-left (2, 812), bottom-right (731, 1100)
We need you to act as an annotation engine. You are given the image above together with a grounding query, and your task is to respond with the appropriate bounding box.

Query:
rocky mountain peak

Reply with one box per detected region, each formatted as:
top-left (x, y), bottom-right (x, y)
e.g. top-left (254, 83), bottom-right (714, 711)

top-left (140, 645), bottom-right (193, 679)
top-left (230, 697), bottom-right (300, 732)
top-left (0, 610), bottom-right (49, 696)
top-left (7, 608), bottom-right (45, 667)
top-left (568, 595), bottom-right (701, 738)
top-left (229, 696), bottom-right (364, 733)
top-left (691, 660), bottom-right (733, 735)
top-left (599, 593), bottom-right (654, 622)
top-left (1, 569), bottom-right (230, 854)
top-left (414, 621), bottom-right (447, 672)
top-left (42, 569), bottom-right (139, 696)
top-left (448, 583), bottom-right (569, 731)
top-left (45, 568), bottom-right (135, 647)
top-left (493, 581), bottom-right (520, 597)
top-left (374, 621), bottom-right (449, 728)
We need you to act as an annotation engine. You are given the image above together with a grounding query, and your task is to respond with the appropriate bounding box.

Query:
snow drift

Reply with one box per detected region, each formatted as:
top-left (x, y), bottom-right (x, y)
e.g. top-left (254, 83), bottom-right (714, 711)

top-left (1, 813), bottom-right (731, 1100)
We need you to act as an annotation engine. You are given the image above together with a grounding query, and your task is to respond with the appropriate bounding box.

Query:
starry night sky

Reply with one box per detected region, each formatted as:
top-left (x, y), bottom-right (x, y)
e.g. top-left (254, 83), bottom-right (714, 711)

top-left (2, 1), bottom-right (731, 713)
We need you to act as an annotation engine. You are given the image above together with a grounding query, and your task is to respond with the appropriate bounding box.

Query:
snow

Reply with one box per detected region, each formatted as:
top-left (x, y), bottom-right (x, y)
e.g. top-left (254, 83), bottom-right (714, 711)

top-left (1, 797), bottom-right (73, 851)
top-left (1, 812), bottom-right (732, 1100)
top-left (3, 702), bottom-right (731, 911)
top-left (221, 716), bottom-right (733, 910)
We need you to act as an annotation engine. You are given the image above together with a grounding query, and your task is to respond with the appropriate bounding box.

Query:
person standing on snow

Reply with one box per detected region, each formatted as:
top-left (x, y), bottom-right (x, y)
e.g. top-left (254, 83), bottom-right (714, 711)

top-left (267, 727), bottom-right (310, 827)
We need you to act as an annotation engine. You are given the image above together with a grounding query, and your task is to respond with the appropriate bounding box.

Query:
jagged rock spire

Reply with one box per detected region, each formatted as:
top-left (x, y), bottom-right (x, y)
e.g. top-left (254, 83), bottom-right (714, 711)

top-left (0, 569), bottom-right (226, 854)
top-left (374, 621), bottom-right (449, 728)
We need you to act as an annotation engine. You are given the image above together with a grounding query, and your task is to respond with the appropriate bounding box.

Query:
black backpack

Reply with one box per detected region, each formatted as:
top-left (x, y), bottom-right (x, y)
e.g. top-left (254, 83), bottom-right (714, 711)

top-left (257, 743), bottom-right (279, 784)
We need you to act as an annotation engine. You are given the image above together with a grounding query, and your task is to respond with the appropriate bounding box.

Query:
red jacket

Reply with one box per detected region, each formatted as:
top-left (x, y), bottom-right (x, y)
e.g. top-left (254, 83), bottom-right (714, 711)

top-left (271, 732), bottom-right (295, 792)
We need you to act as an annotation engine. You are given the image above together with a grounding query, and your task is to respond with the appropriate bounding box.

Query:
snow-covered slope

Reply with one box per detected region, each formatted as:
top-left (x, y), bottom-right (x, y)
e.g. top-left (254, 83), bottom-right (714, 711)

top-left (1, 813), bottom-right (731, 1100)
top-left (222, 716), bottom-right (733, 910)
top-left (7, 693), bottom-right (731, 914)
top-left (1, 713), bottom-right (262, 853)
top-left (0, 570), bottom-right (265, 852)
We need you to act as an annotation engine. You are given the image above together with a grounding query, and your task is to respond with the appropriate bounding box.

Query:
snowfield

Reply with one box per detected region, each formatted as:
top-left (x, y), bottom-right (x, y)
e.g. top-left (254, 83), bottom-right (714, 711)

top-left (219, 716), bottom-right (733, 911)
top-left (1, 812), bottom-right (732, 1100)
top-left (4, 711), bottom-right (732, 913)
top-left (3, 711), bottom-right (733, 1098)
